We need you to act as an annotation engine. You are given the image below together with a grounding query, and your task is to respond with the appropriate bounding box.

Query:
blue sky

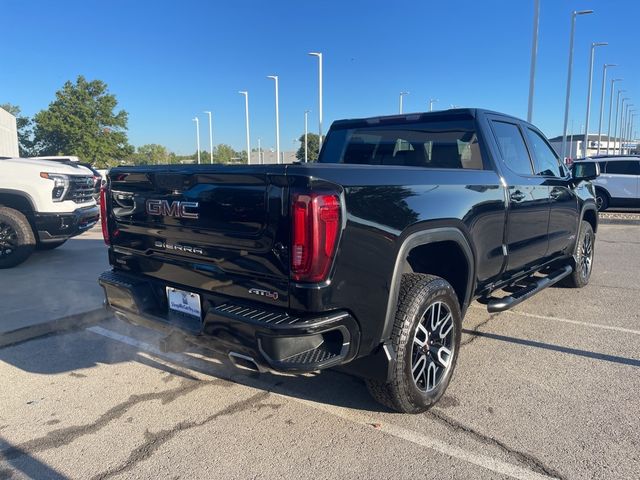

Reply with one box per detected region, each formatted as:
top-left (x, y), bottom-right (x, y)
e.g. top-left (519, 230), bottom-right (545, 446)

top-left (1, 0), bottom-right (638, 154)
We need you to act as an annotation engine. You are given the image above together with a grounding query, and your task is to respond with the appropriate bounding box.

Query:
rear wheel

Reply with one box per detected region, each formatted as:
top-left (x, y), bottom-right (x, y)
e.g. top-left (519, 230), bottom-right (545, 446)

top-left (366, 273), bottom-right (462, 413)
top-left (595, 188), bottom-right (609, 211)
top-left (562, 220), bottom-right (595, 288)
top-left (0, 207), bottom-right (36, 268)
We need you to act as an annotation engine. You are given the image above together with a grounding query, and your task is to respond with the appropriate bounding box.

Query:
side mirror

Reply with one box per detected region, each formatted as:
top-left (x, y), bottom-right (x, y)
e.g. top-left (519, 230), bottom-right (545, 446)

top-left (572, 162), bottom-right (600, 181)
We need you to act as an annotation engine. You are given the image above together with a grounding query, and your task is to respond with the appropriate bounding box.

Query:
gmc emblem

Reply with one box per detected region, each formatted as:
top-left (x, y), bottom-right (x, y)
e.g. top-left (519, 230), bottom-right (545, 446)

top-left (146, 199), bottom-right (199, 219)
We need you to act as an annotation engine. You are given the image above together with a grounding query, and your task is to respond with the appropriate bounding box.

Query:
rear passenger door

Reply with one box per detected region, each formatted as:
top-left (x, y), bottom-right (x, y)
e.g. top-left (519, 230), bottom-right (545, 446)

top-left (488, 118), bottom-right (550, 275)
top-left (523, 126), bottom-right (579, 257)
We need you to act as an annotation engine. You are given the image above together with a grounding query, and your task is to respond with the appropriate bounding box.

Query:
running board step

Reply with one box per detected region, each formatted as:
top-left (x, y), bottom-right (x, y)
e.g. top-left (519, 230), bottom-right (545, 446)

top-left (486, 265), bottom-right (573, 313)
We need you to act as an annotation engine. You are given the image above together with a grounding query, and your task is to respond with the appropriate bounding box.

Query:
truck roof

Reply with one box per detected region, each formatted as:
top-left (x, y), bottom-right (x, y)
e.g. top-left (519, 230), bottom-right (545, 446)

top-left (330, 108), bottom-right (522, 129)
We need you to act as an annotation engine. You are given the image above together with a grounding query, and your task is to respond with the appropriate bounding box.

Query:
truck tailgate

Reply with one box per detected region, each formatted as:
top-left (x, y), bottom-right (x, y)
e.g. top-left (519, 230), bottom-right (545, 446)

top-left (106, 166), bottom-right (290, 308)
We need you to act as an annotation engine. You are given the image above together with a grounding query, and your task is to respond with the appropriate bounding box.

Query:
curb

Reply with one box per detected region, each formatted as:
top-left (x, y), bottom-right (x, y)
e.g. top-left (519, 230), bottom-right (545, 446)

top-left (0, 307), bottom-right (113, 349)
top-left (599, 217), bottom-right (640, 226)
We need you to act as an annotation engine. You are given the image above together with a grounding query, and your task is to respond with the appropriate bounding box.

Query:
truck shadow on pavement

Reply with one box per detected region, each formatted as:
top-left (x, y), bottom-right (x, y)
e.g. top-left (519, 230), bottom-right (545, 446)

top-left (0, 329), bottom-right (200, 382)
top-left (3, 314), bottom-right (639, 416)
top-left (0, 437), bottom-right (69, 480)
top-left (0, 322), bottom-right (385, 413)
top-left (461, 329), bottom-right (640, 367)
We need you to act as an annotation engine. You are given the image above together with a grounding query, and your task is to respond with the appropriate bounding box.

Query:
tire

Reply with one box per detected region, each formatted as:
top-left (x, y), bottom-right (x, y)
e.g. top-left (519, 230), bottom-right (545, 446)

top-left (366, 273), bottom-right (462, 413)
top-left (37, 239), bottom-right (67, 250)
top-left (595, 188), bottom-right (609, 211)
top-left (0, 206), bottom-right (36, 269)
top-left (561, 220), bottom-right (595, 288)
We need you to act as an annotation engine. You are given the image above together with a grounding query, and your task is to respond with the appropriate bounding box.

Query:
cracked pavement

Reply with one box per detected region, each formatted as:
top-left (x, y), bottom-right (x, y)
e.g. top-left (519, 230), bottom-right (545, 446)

top-left (0, 223), bottom-right (639, 479)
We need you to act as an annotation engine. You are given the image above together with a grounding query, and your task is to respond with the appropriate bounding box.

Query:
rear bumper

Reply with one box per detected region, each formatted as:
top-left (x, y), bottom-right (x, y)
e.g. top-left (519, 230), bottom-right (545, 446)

top-left (98, 270), bottom-right (361, 373)
top-left (35, 205), bottom-right (100, 242)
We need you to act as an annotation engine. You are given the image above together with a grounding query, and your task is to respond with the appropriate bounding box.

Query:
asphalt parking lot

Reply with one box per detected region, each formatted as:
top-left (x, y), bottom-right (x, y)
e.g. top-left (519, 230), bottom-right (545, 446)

top-left (0, 222), bottom-right (639, 479)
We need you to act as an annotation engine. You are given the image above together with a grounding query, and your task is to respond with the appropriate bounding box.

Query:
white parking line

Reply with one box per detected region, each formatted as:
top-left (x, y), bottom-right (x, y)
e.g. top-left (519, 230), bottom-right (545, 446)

top-left (469, 304), bottom-right (640, 336)
top-left (87, 325), bottom-right (557, 480)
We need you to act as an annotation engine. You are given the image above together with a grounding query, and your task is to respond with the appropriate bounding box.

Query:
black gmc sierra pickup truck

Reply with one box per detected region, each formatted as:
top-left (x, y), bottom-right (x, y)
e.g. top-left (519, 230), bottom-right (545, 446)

top-left (99, 109), bottom-right (599, 413)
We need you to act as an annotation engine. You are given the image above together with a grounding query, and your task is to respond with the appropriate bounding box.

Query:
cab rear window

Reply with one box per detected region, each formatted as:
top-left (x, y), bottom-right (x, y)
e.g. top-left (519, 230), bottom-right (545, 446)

top-left (318, 120), bottom-right (484, 169)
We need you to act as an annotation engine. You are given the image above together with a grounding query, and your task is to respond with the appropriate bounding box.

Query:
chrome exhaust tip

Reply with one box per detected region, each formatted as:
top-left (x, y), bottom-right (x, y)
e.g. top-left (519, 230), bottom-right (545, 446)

top-left (228, 351), bottom-right (264, 373)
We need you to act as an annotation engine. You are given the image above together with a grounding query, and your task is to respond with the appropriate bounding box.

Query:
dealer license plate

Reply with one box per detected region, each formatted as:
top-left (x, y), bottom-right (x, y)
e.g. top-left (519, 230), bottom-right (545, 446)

top-left (166, 287), bottom-right (201, 319)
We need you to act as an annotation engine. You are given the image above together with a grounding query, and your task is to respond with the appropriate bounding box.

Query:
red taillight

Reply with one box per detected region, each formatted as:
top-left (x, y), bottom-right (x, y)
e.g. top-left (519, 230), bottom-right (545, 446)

top-left (291, 193), bottom-right (341, 282)
top-left (99, 185), bottom-right (110, 245)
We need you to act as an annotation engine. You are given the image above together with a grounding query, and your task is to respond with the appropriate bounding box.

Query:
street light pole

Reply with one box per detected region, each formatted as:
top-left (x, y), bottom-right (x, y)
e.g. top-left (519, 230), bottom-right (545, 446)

top-left (618, 98), bottom-right (629, 155)
top-left (561, 9), bottom-right (594, 161)
top-left (624, 107), bottom-right (635, 154)
top-left (583, 42), bottom-right (607, 157)
top-left (192, 117), bottom-right (201, 164)
top-left (595, 61), bottom-right (614, 155)
top-left (238, 91), bottom-right (251, 165)
top-left (429, 98), bottom-right (438, 112)
top-left (606, 79), bottom-right (622, 155)
top-left (569, 119), bottom-right (575, 159)
top-left (620, 105), bottom-right (629, 155)
top-left (267, 75), bottom-right (280, 165)
top-left (308, 52), bottom-right (323, 147)
top-left (399, 91), bottom-right (409, 114)
top-left (304, 110), bottom-right (310, 163)
top-left (623, 110), bottom-right (633, 154)
top-left (629, 111), bottom-right (637, 152)
top-left (204, 111), bottom-right (214, 163)
top-left (527, 0), bottom-right (540, 122)
top-left (624, 102), bottom-right (633, 154)
top-left (613, 90), bottom-right (625, 155)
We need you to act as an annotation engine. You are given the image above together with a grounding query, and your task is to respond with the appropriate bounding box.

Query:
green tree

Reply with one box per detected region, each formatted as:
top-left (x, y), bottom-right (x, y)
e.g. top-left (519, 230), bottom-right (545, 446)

top-left (0, 103), bottom-right (34, 157)
top-left (214, 144), bottom-right (237, 164)
top-left (137, 144), bottom-right (169, 165)
top-left (295, 133), bottom-right (320, 162)
top-left (194, 150), bottom-right (211, 163)
top-left (32, 76), bottom-right (132, 167)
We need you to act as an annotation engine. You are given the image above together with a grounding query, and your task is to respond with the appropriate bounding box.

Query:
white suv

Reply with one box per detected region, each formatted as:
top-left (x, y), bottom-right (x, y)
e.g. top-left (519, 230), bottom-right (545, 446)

top-left (576, 156), bottom-right (640, 211)
top-left (0, 157), bottom-right (99, 267)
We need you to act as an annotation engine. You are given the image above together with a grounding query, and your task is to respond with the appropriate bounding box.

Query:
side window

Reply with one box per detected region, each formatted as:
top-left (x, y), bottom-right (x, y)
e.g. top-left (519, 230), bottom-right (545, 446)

top-left (491, 121), bottom-right (534, 175)
top-left (525, 128), bottom-right (564, 177)
top-left (605, 161), bottom-right (640, 175)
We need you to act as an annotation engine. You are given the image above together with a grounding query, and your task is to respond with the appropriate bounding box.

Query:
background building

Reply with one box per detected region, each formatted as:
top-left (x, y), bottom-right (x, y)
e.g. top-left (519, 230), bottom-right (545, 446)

top-left (548, 134), bottom-right (638, 159)
top-left (0, 107), bottom-right (19, 157)
top-left (252, 150), bottom-right (297, 164)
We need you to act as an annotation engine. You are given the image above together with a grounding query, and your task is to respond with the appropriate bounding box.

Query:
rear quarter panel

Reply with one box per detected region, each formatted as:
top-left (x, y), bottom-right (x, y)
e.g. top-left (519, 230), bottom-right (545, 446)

top-left (287, 164), bottom-right (506, 354)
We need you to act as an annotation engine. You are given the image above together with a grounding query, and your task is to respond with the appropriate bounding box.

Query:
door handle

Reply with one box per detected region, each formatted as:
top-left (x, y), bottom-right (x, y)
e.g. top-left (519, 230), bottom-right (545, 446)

top-left (510, 191), bottom-right (526, 202)
top-left (550, 189), bottom-right (563, 200)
